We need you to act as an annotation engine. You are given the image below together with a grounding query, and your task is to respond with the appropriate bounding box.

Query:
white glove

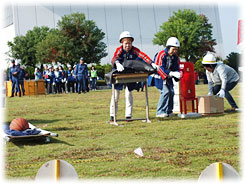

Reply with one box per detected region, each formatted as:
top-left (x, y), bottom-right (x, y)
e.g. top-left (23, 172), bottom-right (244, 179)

top-left (52, 82), bottom-right (55, 86)
top-left (217, 89), bottom-right (225, 98)
top-left (169, 71), bottom-right (181, 79)
top-left (151, 63), bottom-right (159, 70)
top-left (207, 92), bottom-right (212, 96)
top-left (116, 62), bottom-right (124, 72)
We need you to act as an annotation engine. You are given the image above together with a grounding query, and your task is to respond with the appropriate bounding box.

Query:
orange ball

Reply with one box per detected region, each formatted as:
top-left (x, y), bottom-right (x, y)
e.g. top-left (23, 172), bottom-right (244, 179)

top-left (10, 118), bottom-right (29, 131)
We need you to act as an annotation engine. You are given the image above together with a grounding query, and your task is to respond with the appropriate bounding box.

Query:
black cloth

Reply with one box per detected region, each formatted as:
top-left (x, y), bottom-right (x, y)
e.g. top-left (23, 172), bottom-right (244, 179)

top-left (105, 60), bottom-right (156, 85)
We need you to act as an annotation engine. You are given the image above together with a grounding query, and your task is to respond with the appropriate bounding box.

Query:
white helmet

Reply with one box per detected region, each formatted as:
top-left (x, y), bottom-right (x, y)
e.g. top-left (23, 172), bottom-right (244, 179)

top-left (166, 37), bottom-right (180, 47)
top-left (119, 31), bottom-right (134, 43)
top-left (202, 53), bottom-right (217, 64)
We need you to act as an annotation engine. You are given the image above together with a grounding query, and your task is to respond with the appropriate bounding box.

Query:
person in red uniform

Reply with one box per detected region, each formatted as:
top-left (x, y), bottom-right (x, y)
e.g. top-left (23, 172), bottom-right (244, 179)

top-left (109, 31), bottom-right (157, 122)
top-left (149, 37), bottom-right (181, 118)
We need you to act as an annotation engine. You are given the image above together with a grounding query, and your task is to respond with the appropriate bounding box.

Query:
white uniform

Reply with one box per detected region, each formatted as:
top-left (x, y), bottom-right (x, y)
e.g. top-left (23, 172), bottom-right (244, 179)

top-left (110, 87), bottom-right (133, 118)
top-left (206, 62), bottom-right (239, 94)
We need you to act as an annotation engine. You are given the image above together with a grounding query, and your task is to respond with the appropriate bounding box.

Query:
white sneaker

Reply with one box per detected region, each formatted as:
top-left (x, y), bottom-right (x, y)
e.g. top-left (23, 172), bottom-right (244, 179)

top-left (234, 108), bottom-right (242, 112)
top-left (156, 113), bottom-right (168, 118)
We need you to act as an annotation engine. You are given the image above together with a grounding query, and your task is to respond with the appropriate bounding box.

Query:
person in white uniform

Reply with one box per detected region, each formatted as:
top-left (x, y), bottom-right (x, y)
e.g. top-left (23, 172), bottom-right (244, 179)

top-left (202, 53), bottom-right (239, 110)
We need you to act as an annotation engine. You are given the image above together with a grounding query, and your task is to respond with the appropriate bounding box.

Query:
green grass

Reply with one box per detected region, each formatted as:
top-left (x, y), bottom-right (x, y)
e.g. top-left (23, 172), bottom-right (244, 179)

top-left (4, 83), bottom-right (241, 180)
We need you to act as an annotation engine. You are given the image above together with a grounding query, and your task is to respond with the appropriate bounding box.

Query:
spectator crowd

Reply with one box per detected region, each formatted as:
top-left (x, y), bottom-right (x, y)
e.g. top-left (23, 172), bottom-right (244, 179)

top-left (7, 57), bottom-right (98, 97)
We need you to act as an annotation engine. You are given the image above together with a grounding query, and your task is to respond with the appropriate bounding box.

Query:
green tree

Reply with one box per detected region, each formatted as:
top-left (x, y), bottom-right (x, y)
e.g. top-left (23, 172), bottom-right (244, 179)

top-left (35, 29), bottom-right (73, 65)
top-left (103, 63), bottom-right (113, 74)
top-left (223, 52), bottom-right (240, 72)
top-left (194, 58), bottom-right (205, 75)
top-left (57, 13), bottom-right (107, 65)
top-left (153, 9), bottom-right (216, 62)
top-left (7, 26), bottom-right (50, 67)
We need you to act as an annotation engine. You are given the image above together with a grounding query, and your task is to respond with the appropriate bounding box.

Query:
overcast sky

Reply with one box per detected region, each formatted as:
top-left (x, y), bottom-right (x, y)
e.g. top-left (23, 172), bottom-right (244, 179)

top-left (0, 0), bottom-right (243, 61)
top-left (218, 4), bottom-right (241, 58)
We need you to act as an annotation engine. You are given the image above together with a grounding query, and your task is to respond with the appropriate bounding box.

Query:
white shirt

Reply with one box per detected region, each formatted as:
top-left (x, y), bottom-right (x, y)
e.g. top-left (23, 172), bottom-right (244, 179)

top-left (206, 62), bottom-right (239, 93)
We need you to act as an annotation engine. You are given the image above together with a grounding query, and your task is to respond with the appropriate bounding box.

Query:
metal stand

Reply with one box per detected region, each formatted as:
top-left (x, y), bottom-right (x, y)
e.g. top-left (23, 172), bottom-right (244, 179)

top-left (178, 97), bottom-right (202, 118)
top-left (179, 97), bottom-right (198, 114)
top-left (110, 73), bottom-right (151, 126)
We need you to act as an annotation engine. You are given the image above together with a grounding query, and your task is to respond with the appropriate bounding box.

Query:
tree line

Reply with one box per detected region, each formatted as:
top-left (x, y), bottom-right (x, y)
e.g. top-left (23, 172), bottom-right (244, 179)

top-left (6, 10), bottom-right (240, 79)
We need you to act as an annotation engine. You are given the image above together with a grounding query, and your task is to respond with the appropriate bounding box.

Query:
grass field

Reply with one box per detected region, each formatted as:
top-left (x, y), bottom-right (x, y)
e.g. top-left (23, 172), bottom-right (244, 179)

top-left (4, 83), bottom-right (241, 180)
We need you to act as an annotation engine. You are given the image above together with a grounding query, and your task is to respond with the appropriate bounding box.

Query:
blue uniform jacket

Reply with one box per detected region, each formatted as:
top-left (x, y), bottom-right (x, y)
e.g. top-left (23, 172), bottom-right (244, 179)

top-left (9, 66), bottom-right (20, 80)
top-left (66, 70), bottom-right (76, 82)
top-left (60, 70), bottom-right (66, 81)
top-left (75, 63), bottom-right (88, 77)
top-left (54, 71), bottom-right (63, 83)
top-left (111, 46), bottom-right (152, 91)
top-left (47, 71), bottom-right (55, 83)
top-left (18, 68), bottom-right (26, 81)
top-left (43, 70), bottom-right (49, 82)
top-left (148, 48), bottom-right (179, 90)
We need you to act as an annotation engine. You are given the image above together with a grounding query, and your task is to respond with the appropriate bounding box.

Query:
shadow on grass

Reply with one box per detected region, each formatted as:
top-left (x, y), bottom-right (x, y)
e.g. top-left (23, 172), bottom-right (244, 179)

top-left (153, 110), bottom-right (240, 122)
top-left (28, 119), bottom-right (61, 125)
top-left (47, 127), bottom-right (75, 131)
top-left (152, 116), bottom-right (203, 122)
top-left (152, 113), bottom-right (228, 122)
top-left (224, 109), bottom-right (240, 114)
top-left (8, 137), bottom-right (74, 148)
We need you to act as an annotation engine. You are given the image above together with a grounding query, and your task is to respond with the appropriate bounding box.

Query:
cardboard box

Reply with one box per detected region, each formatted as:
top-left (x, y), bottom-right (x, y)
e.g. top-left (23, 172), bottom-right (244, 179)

top-left (198, 95), bottom-right (224, 114)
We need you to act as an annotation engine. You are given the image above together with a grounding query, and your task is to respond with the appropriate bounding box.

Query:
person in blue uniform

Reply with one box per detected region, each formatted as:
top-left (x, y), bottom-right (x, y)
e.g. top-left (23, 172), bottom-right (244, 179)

top-left (73, 65), bottom-right (78, 93)
top-left (109, 31), bottom-right (157, 121)
top-left (59, 65), bottom-right (66, 93)
top-left (54, 65), bottom-right (63, 93)
top-left (149, 37), bottom-right (181, 118)
top-left (34, 67), bottom-right (43, 80)
top-left (86, 68), bottom-right (90, 92)
top-left (17, 63), bottom-right (27, 96)
top-left (66, 64), bottom-right (75, 93)
top-left (43, 64), bottom-right (49, 94)
top-left (74, 57), bottom-right (88, 94)
top-left (47, 65), bottom-right (55, 94)
top-left (9, 59), bottom-right (21, 97)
